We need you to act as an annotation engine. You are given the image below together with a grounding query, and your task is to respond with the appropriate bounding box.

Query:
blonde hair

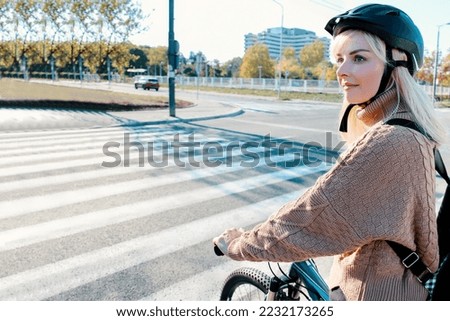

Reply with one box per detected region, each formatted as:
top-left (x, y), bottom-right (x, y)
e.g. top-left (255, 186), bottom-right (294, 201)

top-left (332, 30), bottom-right (447, 145)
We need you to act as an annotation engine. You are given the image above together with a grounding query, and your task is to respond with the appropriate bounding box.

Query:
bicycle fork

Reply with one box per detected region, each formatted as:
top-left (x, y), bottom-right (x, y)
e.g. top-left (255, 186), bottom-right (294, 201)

top-left (266, 276), bottom-right (302, 300)
top-left (266, 278), bottom-right (281, 300)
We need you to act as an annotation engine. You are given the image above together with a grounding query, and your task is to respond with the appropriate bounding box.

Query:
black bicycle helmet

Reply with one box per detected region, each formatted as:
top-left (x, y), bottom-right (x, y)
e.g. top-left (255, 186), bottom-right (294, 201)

top-left (324, 3), bottom-right (423, 75)
top-left (325, 4), bottom-right (424, 132)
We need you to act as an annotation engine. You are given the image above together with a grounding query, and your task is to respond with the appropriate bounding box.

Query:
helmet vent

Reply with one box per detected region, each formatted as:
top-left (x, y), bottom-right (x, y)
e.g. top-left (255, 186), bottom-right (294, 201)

top-left (386, 10), bottom-right (400, 16)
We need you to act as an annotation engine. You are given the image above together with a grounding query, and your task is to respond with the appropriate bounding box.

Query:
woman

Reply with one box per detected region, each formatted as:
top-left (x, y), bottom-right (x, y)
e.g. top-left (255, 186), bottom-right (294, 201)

top-left (213, 4), bottom-right (447, 300)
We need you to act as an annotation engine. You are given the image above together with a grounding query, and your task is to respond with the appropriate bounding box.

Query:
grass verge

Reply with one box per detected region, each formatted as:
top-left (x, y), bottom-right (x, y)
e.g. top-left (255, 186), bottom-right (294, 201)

top-left (0, 78), bottom-right (192, 110)
top-left (176, 84), bottom-right (343, 103)
top-left (177, 84), bottom-right (450, 107)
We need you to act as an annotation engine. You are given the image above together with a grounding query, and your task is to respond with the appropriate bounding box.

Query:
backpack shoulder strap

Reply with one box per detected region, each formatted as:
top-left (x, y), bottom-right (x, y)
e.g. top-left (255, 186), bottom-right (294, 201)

top-left (385, 118), bottom-right (419, 130)
top-left (435, 149), bottom-right (450, 184)
top-left (385, 239), bottom-right (434, 283)
top-left (385, 118), bottom-right (450, 183)
top-left (385, 118), bottom-right (449, 283)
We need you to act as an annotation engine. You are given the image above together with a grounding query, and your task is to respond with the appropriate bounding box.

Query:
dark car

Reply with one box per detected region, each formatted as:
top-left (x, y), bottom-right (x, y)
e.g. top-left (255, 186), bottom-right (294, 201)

top-left (134, 76), bottom-right (160, 91)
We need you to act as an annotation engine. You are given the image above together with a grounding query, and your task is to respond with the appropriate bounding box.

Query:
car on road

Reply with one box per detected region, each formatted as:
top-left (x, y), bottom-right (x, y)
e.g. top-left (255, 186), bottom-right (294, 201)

top-left (134, 76), bottom-right (160, 91)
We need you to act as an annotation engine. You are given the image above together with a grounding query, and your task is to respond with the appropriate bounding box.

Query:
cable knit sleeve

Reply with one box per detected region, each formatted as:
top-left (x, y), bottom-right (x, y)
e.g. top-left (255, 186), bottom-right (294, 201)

top-left (227, 124), bottom-right (438, 269)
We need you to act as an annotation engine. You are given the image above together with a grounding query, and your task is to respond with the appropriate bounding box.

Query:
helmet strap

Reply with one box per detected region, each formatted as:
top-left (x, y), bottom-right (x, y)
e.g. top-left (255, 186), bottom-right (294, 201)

top-left (377, 46), bottom-right (395, 96)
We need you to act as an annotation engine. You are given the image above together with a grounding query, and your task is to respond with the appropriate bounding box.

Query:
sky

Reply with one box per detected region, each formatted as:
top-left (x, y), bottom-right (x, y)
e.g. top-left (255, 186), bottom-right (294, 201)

top-left (129, 0), bottom-right (450, 63)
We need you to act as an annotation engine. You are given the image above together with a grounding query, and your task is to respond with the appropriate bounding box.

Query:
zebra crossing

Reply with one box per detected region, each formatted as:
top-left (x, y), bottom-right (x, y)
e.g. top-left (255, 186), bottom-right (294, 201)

top-left (0, 124), bottom-right (333, 301)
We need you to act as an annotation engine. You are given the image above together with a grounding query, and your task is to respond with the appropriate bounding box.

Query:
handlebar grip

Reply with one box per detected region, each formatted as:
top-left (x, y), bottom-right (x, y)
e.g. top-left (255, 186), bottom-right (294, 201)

top-left (214, 245), bottom-right (224, 256)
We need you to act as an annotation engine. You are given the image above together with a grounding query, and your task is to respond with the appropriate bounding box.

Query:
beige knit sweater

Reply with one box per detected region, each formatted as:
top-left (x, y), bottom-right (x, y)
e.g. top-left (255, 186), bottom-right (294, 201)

top-left (226, 89), bottom-right (439, 300)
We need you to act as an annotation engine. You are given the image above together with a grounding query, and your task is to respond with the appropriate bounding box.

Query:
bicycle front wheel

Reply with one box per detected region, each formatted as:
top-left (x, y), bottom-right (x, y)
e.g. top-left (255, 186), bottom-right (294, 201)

top-left (220, 267), bottom-right (271, 301)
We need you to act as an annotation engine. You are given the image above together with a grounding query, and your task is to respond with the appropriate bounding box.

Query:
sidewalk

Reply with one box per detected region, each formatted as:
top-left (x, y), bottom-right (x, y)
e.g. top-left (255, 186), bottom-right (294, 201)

top-left (0, 100), bottom-right (243, 131)
top-left (106, 99), bottom-right (244, 127)
top-left (37, 78), bottom-right (246, 125)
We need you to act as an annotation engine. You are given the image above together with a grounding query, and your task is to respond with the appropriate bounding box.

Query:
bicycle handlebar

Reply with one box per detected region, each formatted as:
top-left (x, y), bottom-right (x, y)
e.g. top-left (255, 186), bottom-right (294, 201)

top-left (214, 245), bottom-right (224, 256)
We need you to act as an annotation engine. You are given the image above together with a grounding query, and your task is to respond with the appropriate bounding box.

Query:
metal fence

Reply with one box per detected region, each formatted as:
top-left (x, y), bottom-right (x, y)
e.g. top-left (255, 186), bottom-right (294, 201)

top-left (175, 77), bottom-right (342, 93)
top-left (2, 71), bottom-right (450, 97)
top-left (174, 76), bottom-right (449, 98)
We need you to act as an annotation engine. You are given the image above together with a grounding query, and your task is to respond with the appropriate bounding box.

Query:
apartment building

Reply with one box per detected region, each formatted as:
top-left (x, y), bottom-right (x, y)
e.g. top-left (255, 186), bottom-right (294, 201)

top-left (244, 27), bottom-right (330, 60)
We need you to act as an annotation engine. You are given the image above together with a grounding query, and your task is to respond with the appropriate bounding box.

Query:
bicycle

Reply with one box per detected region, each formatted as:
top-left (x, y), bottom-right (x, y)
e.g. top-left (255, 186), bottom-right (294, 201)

top-left (214, 246), bottom-right (330, 301)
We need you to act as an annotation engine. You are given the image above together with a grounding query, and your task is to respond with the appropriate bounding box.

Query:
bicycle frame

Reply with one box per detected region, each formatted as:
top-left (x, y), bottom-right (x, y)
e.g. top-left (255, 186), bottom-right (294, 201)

top-left (215, 245), bottom-right (330, 301)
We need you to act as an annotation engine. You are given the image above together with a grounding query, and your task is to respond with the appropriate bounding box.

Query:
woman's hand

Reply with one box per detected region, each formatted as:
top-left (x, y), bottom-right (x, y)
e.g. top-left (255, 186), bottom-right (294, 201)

top-left (212, 228), bottom-right (245, 256)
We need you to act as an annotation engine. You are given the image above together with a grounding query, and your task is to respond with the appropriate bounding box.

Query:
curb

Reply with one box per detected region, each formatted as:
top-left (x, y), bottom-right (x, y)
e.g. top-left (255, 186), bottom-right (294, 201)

top-left (0, 99), bottom-right (172, 111)
top-left (109, 103), bottom-right (245, 127)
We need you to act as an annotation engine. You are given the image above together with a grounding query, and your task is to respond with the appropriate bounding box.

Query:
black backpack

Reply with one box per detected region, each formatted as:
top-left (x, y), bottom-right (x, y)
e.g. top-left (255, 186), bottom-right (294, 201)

top-left (386, 118), bottom-right (450, 301)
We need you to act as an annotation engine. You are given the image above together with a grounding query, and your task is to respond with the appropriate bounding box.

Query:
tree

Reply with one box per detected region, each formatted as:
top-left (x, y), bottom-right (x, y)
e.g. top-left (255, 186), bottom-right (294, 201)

top-left (146, 46), bottom-right (168, 76)
top-left (0, 0), bottom-right (150, 79)
top-left (279, 47), bottom-right (304, 79)
top-left (416, 50), bottom-right (450, 86)
top-left (300, 40), bottom-right (327, 79)
top-left (0, 1), bottom-right (15, 68)
top-left (0, 0), bottom-right (13, 40)
top-left (438, 52), bottom-right (450, 87)
top-left (13, 0), bottom-right (42, 71)
top-left (313, 61), bottom-right (337, 81)
top-left (221, 57), bottom-right (242, 77)
top-left (416, 53), bottom-right (435, 84)
top-left (207, 59), bottom-right (221, 77)
top-left (41, 0), bottom-right (69, 79)
top-left (110, 42), bottom-right (136, 75)
top-left (300, 40), bottom-right (325, 68)
top-left (41, 0), bottom-right (68, 51)
top-left (67, 0), bottom-right (97, 78)
top-left (97, 0), bottom-right (147, 76)
top-left (325, 63), bottom-right (337, 81)
top-left (0, 41), bottom-right (15, 68)
top-left (239, 43), bottom-right (274, 78)
top-left (129, 47), bottom-right (148, 69)
top-left (98, 0), bottom-right (147, 44)
top-left (180, 51), bottom-right (207, 76)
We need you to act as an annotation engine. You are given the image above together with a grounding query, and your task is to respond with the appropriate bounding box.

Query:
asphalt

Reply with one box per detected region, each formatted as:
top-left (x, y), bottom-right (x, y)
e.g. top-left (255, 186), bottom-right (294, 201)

top-left (106, 98), bottom-right (244, 127)
top-left (0, 80), bottom-right (449, 154)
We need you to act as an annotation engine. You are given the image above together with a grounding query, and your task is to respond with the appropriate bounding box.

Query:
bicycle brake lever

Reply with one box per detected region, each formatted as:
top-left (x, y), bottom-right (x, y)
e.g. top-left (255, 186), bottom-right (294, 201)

top-left (214, 245), bottom-right (224, 256)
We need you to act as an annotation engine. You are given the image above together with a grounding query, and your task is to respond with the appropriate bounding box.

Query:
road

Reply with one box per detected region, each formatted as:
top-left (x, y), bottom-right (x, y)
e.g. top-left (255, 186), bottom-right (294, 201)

top-left (0, 83), bottom-right (448, 301)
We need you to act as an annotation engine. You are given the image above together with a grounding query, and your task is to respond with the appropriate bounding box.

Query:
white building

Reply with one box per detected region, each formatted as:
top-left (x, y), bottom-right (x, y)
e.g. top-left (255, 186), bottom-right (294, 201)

top-left (244, 27), bottom-right (330, 61)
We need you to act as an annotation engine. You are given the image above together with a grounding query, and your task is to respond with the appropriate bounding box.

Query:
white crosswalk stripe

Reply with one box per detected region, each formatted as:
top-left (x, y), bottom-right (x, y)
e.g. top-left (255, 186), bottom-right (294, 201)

top-left (0, 191), bottom-right (304, 300)
top-left (0, 125), bottom-right (331, 301)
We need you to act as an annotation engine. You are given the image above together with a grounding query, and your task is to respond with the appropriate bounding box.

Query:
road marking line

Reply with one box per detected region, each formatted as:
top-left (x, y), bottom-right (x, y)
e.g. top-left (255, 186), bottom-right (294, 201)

top-left (0, 137), bottom-right (228, 193)
top-left (0, 133), bottom-right (226, 166)
top-left (0, 128), bottom-right (181, 150)
top-left (0, 190), bottom-right (303, 300)
top-left (141, 260), bottom-right (278, 301)
top-left (0, 164), bottom-right (327, 249)
top-left (0, 134), bottom-right (229, 177)
top-left (230, 118), bottom-right (339, 134)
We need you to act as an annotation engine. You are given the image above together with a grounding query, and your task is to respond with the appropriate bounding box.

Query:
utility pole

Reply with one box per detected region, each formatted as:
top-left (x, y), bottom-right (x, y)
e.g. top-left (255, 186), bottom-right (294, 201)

top-left (432, 22), bottom-right (450, 103)
top-left (272, 0), bottom-right (283, 99)
top-left (168, 0), bottom-right (179, 117)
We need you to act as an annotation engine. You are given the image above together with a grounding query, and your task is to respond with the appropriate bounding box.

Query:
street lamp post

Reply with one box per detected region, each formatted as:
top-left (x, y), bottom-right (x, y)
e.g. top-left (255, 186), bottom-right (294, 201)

top-left (272, 0), bottom-right (283, 99)
top-left (432, 22), bottom-right (450, 103)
